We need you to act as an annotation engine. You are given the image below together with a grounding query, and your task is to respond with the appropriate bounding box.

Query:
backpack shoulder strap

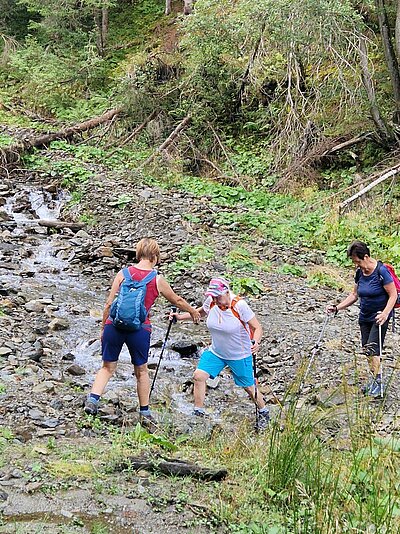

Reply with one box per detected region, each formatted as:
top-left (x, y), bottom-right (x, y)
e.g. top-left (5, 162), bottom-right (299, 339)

top-left (377, 260), bottom-right (385, 282)
top-left (230, 297), bottom-right (252, 338)
top-left (122, 267), bottom-right (131, 282)
top-left (355, 267), bottom-right (361, 284)
top-left (141, 270), bottom-right (157, 284)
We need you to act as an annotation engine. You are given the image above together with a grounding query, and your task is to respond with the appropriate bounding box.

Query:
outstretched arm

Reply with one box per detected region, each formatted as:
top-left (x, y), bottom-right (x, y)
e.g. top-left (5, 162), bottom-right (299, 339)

top-left (157, 275), bottom-right (201, 323)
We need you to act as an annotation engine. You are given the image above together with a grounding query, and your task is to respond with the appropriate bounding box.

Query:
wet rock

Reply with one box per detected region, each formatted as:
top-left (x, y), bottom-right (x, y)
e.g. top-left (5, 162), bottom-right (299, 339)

top-left (62, 352), bottom-right (75, 361)
top-left (66, 363), bottom-right (86, 376)
top-left (171, 342), bottom-right (198, 357)
top-left (0, 209), bottom-right (12, 222)
top-left (36, 418), bottom-right (61, 429)
top-left (32, 381), bottom-right (55, 394)
top-left (28, 409), bottom-right (45, 420)
top-left (48, 317), bottom-right (69, 330)
top-left (24, 300), bottom-right (45, 313)
top-left (95, 246), bottom-right (113, 257)
top-left (0, 490), bottom-right (8, 501)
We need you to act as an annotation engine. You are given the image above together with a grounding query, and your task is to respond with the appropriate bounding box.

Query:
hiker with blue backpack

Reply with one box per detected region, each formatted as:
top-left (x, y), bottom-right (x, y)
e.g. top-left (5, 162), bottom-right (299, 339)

top-left (172, 277), bottom-right (270, 431)
top-left (84, 238), bottom-right (200, 425)
top-left (326, 241), bottom-right (399, 398)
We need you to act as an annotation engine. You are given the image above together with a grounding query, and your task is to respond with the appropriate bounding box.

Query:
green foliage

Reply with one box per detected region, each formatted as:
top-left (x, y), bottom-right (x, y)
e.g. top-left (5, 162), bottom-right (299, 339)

top-left (0, 383), bottom-right (6, 394)
top-left (307, 271), bottom-right (343, 290)
top-left (108, 193), bottom-right (133, 209)
top-left (0, 133), bottom-right (13, 147)
top-left (167, 244), bottom-right (214, 278)
top-left (277, 264), bottom-right (305, 277)
top-left (230, 276), bottom-right (264, 296)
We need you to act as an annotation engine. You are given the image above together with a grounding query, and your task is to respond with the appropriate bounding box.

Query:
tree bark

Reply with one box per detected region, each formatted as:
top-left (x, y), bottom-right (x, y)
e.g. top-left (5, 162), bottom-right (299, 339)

top-left (95, 7), bottom-right (109, 56)
top-left (396, 0), bottom-right (400, 60)
top-left (359, 35), bottom-right (394, 143)
top-left (165, 0), bottom-right (172, 15)
top-left (375, 0), bottom-right (400, 122)
top-left (1, 107), bottom-right (122, 165)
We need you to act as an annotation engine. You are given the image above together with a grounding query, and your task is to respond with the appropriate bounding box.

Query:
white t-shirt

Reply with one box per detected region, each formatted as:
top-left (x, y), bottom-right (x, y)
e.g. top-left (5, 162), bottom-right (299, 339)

top-left (203, 293), bottom-right (255, 360)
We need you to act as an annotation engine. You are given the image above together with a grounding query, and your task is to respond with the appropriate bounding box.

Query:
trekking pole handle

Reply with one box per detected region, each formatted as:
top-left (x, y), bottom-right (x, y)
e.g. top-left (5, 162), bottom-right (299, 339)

top-left (171, 306), bottom-right (177, 324)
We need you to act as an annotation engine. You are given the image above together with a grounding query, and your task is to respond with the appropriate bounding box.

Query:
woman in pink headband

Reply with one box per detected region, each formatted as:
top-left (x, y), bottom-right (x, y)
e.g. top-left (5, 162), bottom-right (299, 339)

top-left (173, 277), bottom-right (269, 430)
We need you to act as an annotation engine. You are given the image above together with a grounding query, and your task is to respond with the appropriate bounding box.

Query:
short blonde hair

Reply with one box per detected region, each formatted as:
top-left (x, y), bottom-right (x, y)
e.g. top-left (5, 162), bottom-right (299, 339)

top-left (136, 238), bottom-right (160, 264)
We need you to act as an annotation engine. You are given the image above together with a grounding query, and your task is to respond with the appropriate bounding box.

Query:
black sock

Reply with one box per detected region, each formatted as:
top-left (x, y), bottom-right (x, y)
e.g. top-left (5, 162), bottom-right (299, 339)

top-left (89, 393), bottom-right (100, 402)
top-left (140, 405), bottom-right (149, 412)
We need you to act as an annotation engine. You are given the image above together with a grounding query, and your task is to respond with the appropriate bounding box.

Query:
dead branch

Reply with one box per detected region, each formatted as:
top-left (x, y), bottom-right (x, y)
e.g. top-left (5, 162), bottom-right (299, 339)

top-left (108, 110), bottom-right (158, 154)
top-left (139, 114), bottom-right (191, 168)
top-left (0, 108), bottom-right (123, 165)
top-left (339, 163), bottom-right (400, 213)
top-left (117, 456), bottom-right (228, 481)
top-left (38, 220), bottom-right (86, 232)
top-left (321, 132), bottom-right (373, 156)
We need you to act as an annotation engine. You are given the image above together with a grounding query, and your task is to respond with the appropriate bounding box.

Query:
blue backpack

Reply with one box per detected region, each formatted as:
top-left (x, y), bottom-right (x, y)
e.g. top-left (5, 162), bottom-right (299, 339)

top-left (109, 268), bottom-right (157, 331)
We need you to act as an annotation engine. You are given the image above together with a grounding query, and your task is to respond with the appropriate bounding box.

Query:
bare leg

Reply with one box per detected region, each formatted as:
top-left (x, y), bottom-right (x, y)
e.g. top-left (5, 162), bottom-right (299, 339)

top-left (369, 355), bottom-right (381, 376)
top-left (134, 363), bottom-right (150, 407)
top-left (91, 361), bottom-right (117, 396)
top-left (193, 369), bottom-right (209, 408)
top-left (244, 385), bottom-right (266, 409)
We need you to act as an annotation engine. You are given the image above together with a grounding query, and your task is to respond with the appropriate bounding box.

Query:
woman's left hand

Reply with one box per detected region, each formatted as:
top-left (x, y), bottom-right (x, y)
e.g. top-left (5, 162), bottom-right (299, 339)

top-left (376, 311), bottom-right (388, 326)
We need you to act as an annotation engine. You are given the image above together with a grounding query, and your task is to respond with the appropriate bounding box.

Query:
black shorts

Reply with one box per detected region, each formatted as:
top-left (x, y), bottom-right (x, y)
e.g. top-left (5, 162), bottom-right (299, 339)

top-left (359, 320), bottom-right (389, 357)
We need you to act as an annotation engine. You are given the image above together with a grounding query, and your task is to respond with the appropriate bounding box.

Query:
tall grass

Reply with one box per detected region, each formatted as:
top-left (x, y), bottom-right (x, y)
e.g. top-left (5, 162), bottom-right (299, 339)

top-left (184, 377), bottom-right (400, 533)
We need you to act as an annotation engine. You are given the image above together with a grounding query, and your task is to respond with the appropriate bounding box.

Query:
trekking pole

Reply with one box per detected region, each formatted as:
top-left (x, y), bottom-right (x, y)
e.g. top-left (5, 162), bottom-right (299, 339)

top-left (300, 313), bottom-right (331, 391)
top-left (149, 306), bottom-right (177, 400)
top-left (378, 323), bottom-right (383, 398)
top-left (252, 340), bottom-right (260, 432)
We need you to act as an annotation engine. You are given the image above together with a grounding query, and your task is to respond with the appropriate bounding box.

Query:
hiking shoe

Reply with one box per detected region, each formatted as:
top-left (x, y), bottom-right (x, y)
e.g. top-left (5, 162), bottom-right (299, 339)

top-left (256, 410), bottom-right (270, 431)
top-left (365, 380), bottom-right (385, 399)
top-left (361, 378), bottom-right (375, 395)
top-left (84, 399), bottom-right (98, 416)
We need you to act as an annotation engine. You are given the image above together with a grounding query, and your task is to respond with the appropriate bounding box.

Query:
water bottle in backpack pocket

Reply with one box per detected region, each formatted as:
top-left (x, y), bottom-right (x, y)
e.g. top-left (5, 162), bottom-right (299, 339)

top-left (109, 268), bottom-right (157, 331)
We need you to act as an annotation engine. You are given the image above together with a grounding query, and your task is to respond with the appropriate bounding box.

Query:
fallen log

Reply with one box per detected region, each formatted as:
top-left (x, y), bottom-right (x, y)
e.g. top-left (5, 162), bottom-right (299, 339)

top-left (118, 456), bottom-right (227, 481)
top-left (1, 108), bottom-right (122, 165)
top-left (38, 219), bottom-right (85, 232)
top-left (339, 163), bottom-right (400, 213)
top-left (139, 114), bottom-right (191, 168)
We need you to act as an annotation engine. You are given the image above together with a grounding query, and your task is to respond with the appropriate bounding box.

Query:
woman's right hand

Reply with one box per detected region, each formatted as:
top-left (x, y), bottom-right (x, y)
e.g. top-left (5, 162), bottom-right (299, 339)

top-left (326, 304), bottom-right (338, 315)
top-left (190, 308), bottom-right (201, 324)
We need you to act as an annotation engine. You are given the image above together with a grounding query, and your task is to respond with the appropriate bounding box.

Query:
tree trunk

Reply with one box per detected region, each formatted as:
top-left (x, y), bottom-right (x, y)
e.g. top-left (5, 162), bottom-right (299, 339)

top-left (183, 0), bottom-right (193, 15)
top-left (1, 107), bottom-right (122, 165)
top-left (375, 0), bottom-right (400, 122)
top-left (359, 35), bottom-right (394, 143)
top-left (396, 0), bottom-right (400, 59)
top-left (165, 0), bottom-right (172, 15)
top-left (95, 7), bottom-right (108, 56)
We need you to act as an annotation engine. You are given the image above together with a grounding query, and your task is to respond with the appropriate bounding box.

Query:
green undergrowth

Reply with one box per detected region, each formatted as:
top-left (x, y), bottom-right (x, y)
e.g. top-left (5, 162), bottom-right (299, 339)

top-left (21, 139), bottom-right (400, 276)
top-left (2, 388), bottom-right (400, 533)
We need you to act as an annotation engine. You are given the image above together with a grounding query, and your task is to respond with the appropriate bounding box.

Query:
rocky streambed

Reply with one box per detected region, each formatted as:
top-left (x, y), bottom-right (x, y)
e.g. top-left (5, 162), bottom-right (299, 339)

top-left (0, 167), bottom-right (399, 532)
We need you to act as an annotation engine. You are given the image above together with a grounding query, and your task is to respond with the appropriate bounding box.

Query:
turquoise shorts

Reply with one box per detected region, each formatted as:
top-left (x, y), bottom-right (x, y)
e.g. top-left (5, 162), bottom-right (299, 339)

top-left (197, 350), bottom-right (254, 387)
